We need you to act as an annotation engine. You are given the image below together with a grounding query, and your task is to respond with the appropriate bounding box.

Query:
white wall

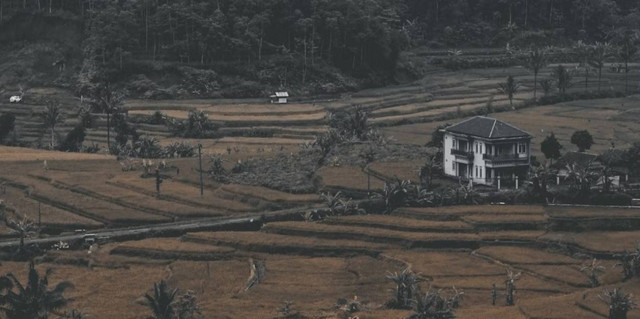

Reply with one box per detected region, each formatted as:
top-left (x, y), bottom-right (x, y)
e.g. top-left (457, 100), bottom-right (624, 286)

top-left (443, 132), bottom-right (455, 177)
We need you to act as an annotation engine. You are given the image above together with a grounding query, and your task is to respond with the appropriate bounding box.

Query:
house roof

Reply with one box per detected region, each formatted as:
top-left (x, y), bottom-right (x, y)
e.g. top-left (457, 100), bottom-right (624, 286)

top-left (445, 116), bottom-right (531, 139)
top-left (275, 92), bottom-right (289, 97)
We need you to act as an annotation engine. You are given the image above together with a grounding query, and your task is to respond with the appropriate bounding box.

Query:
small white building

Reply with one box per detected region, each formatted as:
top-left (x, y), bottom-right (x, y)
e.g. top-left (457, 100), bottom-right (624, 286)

top-left (270, 91), bottom-right (289, 104)
top-left (443, 116), bottom-right (532, 186)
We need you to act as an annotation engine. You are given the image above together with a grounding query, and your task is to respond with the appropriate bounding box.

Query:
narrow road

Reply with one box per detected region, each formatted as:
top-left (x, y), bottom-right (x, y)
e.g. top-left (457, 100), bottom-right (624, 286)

top-left (0, 208), bottom-right (307, 249)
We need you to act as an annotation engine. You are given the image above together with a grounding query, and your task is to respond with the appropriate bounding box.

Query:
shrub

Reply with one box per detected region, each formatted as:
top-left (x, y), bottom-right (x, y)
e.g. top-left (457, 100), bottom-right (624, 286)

top-left (589, 193), bottom-right (633, 206)
top-left (58, 126), bottom-right (86, 152)
top-left (163, 142), bottom-right (195, 158)
top-left (134, 136), bottom-right (163, 158)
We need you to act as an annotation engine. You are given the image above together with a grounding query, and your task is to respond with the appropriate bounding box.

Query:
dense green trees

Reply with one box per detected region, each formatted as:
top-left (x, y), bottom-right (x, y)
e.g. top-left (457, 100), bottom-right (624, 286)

top-left (571, 130), bottom-right (594, 152)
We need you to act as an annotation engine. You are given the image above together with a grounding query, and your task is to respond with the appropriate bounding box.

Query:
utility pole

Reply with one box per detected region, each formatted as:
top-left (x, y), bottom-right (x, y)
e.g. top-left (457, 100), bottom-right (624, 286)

top-left (198, 143), bottom-right (204, 197)
top-left (155, 169), bottom-right (163, 196)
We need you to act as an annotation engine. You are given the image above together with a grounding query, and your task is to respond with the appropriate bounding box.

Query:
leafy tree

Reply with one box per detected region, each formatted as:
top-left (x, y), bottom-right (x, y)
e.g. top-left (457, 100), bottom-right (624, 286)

top-left (0, 113), bottom-right (16, 143)
top-left (380, 178), bottom-right (411, 214)
top-left (40, 101), bottom-right (65, 149)
top-left (588, 42), bottom-right (612, 91)
top-left (174, 290), bottom-right (202, 319)
top-left (144, 280), bottom-right (177, 319)
top-left (498, 75), bottom-right (520, 109)
top-left (525, 48), bottom-right (547, 99)
top-left (419, 150), bottom-right (442, 189)
top-left (0, 262), bottom-right (74, 319)
top-left (541, 133), bottom-right (562, 162)
top-left (59, 125), bottom-right (86, 152)
top-left (571, 130), bottom-right (594, 152)
top-left (553, 65), bottom-right (572, 94)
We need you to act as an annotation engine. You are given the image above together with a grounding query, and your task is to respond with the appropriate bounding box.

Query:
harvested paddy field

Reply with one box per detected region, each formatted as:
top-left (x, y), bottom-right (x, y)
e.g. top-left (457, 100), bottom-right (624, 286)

top-left (3, 203), bottom-right (640, 318)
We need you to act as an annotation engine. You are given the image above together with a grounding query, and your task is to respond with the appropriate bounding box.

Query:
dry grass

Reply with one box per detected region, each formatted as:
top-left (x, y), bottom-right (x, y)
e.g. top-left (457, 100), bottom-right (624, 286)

top-left (219, 184), bottom-right (319, 203)
top-left (547, 206), bottom-right (640, 218)
top-left (263, 221), bottom-right (481, 244)
top-left (0, 146), bottom-right (113, 162)
top-left (1, 187), bottom-right (103, 227)
top-left (184, 231), bottom-right (391, 252)
top-left (114, 238), bottom-right (235, 253)
top-left (367, 159), bottom-right (424, 181)
top-left (478, 230), bottom-right (546, 241)
top-left (325, 215), bottom-right (474, 232)
top-left (317, 166), bottom-right (385, 191)
top-left (540, 231), bottom-right (640, 253)
top-left (474, 246), bottom-right (579, 265)
top-left (463, 214), bottom-right (547, 223)
top-left (110, 175), bottom-right (255, 212)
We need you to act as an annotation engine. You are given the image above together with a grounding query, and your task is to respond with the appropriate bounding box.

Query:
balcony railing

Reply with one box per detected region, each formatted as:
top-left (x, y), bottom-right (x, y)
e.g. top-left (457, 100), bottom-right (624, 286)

top-left (451, 148), bottom-right (473, 159)
top-left (483, 153), bottom-right (528, 163)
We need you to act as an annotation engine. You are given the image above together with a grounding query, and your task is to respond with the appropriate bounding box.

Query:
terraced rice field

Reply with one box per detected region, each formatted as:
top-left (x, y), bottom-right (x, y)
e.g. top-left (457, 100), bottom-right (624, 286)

top-left (19, 204), bottom-right (640, 318)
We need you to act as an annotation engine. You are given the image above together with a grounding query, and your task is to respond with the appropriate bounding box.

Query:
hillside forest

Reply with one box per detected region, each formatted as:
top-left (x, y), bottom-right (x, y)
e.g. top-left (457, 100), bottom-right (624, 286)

top-left (0, 0), bottom-right (639, 97)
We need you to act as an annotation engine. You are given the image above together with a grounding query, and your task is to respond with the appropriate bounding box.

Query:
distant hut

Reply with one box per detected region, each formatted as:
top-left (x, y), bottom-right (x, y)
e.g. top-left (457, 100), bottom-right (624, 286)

top-left (270, 91), bottom-right (289, 104)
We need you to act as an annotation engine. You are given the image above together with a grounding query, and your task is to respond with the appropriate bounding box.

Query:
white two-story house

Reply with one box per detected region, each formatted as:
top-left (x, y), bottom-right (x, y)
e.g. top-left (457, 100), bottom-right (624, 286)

top-left (442, 116), bottom-right (532, 186)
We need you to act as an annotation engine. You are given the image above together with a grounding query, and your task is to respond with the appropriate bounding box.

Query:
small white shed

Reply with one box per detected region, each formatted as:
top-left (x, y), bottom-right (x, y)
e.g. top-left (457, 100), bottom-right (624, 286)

top-left (270, 91), bottom-right (289, 104)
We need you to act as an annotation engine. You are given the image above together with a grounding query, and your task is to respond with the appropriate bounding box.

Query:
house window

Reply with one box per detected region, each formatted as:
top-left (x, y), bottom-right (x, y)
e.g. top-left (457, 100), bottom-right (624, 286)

top-left (453, 139), bottom-right (457, 149)
top-left (518, 143), bottom-right (526, 154)
top-left (475, 165), bottom-right (478, 177)
top-left (480, 167), bottom-right (483, 178)
top-left (452, 161), bottom-right (456, 171)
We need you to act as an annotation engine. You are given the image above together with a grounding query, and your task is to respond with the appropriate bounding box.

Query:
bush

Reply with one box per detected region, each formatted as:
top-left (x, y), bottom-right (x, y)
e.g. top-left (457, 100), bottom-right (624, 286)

top-left (133, 136), bottom-right (163, 158)
top-left (163, 141), bottom-right (195, 158)
top-left (589, 193), bottom-right (633, 206)
top-left (58, 125), bottom-right (86, 152)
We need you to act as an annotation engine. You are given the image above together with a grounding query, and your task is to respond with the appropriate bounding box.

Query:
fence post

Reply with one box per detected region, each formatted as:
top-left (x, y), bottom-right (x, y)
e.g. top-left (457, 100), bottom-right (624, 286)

top-left (497, 176), bottom-right (501, 190)
top-left (515, 176), bottom-right (519, 189)
top-left (556, 175), bottom-right (560, 185)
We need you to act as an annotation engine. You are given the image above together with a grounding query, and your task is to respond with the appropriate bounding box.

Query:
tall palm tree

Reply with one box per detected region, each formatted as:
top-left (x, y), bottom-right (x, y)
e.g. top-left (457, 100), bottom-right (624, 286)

top-left (89, 82), bottom-right (124, 151)
top-left (40, 101), bottom-right (65, 149)
top-left (0, 262), bottom-right (74, 319)
top-left (5, 214), bottom-right (38, 254)
top-left (589, 42), bottom-right (612, 92)
top-left (525, 48), bottom-right (547, 99)
top-left (600, 288), bottom-right (636, 319)
top-left (144, 280), bottom-right (177, 319)
top-left (498, 75), bottom-right (520, 109)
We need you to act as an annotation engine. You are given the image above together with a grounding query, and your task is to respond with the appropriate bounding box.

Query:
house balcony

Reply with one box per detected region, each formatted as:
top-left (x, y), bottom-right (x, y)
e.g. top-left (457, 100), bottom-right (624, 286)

top-left (451, 148), bottom-right (474, 160)
top-left (483, 153), bottom-right (529, 165)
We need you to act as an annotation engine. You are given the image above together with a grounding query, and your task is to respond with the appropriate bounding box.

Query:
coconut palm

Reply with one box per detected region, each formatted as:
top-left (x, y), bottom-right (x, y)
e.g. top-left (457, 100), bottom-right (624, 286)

top-left (525, 48), bottom-right (547, 99)
top-left (144, 280), bottom-right (177, 319)
top-left (615, 243), bottom-right (640, 280)
top-left (600, 288), bottom-right (636, 319)
top-left (589, 42), bottom-right (612, 92)
top-left (40, 101), bottom-right (65, 149)
top-left (5, 214), bottom-right (38, 255)
top-left (498, 75), bottom-right (520, 109)
top-left (381, 178), bottom-right (412, 214)
top-left (505, 269), bottom-right (521, 306)
top-left (0, 262), bottom-right (74, 319)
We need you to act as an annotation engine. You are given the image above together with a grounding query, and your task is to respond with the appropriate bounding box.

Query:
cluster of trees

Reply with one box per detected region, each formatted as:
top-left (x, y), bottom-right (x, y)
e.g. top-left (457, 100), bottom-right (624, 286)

top-left (76, 0), bottom-right (409, 85)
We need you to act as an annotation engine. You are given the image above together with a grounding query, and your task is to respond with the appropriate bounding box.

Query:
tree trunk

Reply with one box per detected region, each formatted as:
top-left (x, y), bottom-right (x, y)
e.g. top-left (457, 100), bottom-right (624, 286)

top-left (598, 66), bottom-right (602, 91)
top-left (48, 0), bottom-right (51, 13)
top-left (50, 127), bottom-right (54, 149)
top-left (625, 60), bottom-right (629, 93)
top-left (585, 67), bottom-right (589, 91)
top-left (258, 34), bottom-right (263, 61)
top-left (533, 70), bottom-right (538, 99)
top-left (524, 0), bottom-right (528, 27)
top-left (106, 112), bottom-right (111, 151)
